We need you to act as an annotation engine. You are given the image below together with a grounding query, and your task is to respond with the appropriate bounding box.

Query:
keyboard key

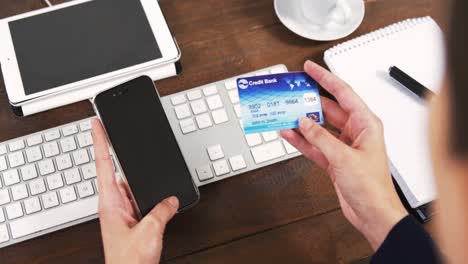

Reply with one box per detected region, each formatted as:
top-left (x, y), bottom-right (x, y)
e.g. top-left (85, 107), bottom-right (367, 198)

top-left (26, 146), bottom-right (43, 162)
top-left (8, 151), bottom-right (25, 168)
top-left (202, 85), bottom-right (218, 96)
top-left (93, 179), bottom-right (99, 193)
top-left (42, 192), bottom-right (59, 209)
top-left (174, 104), bottom-right (191, 119)
top-left (190, 99), bottom-right (208, 115)
top-left (261, 131), bottom-right (278, 142)
top-left (3, 169), bottom-right (20, 186)
top-left (46, 173), bottom-right (64, 190)
top-left (195, 113), bottom-right (213, 129)
top-left (233, 104), bottom-right (241, 118)
top-left (62, 124), bottom-right (78, 136)
top-left (29, 178), bottom-right (46, 195)
top-left (64, 168), bottom-right (81, 185)
top-left (0, 226), bottom-right (8, 244)
top-left (229, 155), bottom-right (247, 171)
top-left (60, 137), bottom-right (77, 153)
top-left (79, 120), bottom-right (92, 131)
top-left (245, 133), bottom-right (262, 147)
top-left (225, 79), bottom-right (237, 90)
top-left (207, 144), bottom-right (224, 161)
top-left (212, 108), bottom-right (229, 124)
top-left (212, 159), bottom-right (230, 176)
top-left (0, 225), bottom-right (9, 243)
top-left (0, 189), bottom-right (11, 205)
top-left (56, 154), bottom-right (73, 171)
top-left (11, 184), bottom-right (28, 201)
top-left (89, 146), bottom-right (95, 161)
top-left (8, 140), bottom-right (25, 152)
top-left (251, 141), bottom-right (286, 164)
top-left (255, 70), bottom-right (269, 76)
top-left (270, 66), bottom-right (287, 74)
top-left (59, 186), bottom-right (77, 204)
top-left (44, 130), bottom-right (60, 141)
top-left (81, 163), bottom-right (97, 180)
top-left (77, 181), bottom-right (94, 198)
top-left (43, 141), bottom-right (60, 158)
top-left (187, 90), bottom-right (202, 101)
top-left (179, 118), bottom-right (197, 134)
top-left (282, 139), bottom-right (299, 154)
top-left (24, 197), bottom-right (41, 214)
top-left (171, 94), bottom-right (187, 105)
top-left (196, 165), bottom-right (214, 181)
top-left (27, 135), bottom-right (43, 146)
top-left (0, 210), bottom-right (4, 223)
top-left (228, 90), bottom-right (240, 104)
top-left (0, 156), bottom-right (7, 171)
top-left (76, 131), bottom-right (93, 148)
top-left (6, 202), bottom-right (23, 220)
top-left (0, 145), bottom-right (6, 155)
top-left (20, 164), bottom-right (38, 181)
top-left (38, 159), bottom-right (55, 176)
top-left (72, 149), bottom-right (90, 165)
top-left (206, 94), bottom-right (223, 110)
top-left (10, 195), bottom-right (97, 239)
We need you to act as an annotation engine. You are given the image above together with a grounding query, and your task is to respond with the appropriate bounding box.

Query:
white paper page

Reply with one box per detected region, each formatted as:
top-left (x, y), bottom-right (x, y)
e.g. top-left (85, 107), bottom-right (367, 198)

top-left (324, 18), bottom-right (445, 207)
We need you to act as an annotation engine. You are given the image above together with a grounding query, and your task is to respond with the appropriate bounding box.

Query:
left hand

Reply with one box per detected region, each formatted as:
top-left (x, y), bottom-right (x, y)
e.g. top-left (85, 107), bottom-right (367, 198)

top-left (92, 119), bottom-right (179, 264)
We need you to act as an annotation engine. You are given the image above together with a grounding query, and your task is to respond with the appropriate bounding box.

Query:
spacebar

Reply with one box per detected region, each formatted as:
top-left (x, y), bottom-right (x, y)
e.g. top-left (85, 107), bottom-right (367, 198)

top-left (10, 196), bottom-right (98, 239)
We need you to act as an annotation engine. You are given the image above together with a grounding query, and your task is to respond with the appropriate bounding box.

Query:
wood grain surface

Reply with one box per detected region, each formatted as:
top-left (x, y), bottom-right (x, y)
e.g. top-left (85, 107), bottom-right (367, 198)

top-left (0, 0), bottom-right (440, 263)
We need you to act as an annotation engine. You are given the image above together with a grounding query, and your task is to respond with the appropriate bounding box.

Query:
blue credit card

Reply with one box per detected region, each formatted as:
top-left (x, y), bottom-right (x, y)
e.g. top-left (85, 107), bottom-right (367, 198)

top-left (237, 72), bottom-right (324, 134)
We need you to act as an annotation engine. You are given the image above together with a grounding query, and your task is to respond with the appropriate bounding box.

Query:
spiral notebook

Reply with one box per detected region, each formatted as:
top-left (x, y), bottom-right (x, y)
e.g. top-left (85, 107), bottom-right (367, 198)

top-left (324, 17), bottom-right (445, 216)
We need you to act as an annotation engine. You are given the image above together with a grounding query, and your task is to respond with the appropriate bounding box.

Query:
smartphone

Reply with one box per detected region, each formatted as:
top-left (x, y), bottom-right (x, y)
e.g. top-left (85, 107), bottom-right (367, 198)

top-left (93, 76), bottom-right (199, 217)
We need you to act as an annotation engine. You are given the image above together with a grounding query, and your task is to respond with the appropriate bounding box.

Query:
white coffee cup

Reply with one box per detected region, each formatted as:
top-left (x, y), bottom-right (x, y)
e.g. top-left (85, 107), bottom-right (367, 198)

top-left (300, 0), bottom-right (351, 25)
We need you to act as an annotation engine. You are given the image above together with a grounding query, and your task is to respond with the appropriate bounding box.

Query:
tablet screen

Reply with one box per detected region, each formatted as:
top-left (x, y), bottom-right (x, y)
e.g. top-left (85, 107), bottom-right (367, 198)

top-left (8, 0), bottom-right (162, 95)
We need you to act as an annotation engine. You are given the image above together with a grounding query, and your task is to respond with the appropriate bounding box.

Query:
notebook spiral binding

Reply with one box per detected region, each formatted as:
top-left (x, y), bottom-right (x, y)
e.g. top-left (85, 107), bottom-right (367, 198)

top-left (324, 16), bottom-right (434, 59)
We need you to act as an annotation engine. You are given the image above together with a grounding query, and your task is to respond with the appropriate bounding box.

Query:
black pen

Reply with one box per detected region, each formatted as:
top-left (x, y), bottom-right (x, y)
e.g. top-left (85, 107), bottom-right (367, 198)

top-left (388, 66), bottom-right (435, 99)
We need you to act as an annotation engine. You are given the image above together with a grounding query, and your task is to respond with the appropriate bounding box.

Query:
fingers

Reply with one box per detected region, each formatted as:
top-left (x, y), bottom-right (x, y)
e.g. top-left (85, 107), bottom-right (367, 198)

top-left (280, 130), bottom-right (329, 169)
top-left (117, 180), bottom-right (137, 218)
top-left (298, 118), bottom-right (350, 164)
top-left (304, 61), bottom-right (368, 114)
top-left (91, 119), bottom-right (121, 206)
top-left (321, 96), bottom-right (348, 130)
top-left (141, 197), bottom-right (179, 236)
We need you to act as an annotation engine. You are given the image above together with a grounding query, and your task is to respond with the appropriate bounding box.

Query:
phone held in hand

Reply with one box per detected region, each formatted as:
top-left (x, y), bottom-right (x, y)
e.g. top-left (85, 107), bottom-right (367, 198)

top-left (92, 76), bottom-right (200, 218)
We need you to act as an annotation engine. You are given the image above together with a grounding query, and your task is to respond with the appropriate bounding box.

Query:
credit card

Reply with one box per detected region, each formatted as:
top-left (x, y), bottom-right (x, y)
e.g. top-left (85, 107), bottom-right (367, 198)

top-left (237, 72), bottom-right (324, 134)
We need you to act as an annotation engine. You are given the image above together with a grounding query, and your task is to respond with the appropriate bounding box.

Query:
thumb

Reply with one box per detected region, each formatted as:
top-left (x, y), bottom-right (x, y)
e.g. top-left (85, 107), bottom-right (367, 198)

top-left (140, 196), bottom-right (179, 236)
top-left (298, 118), bottom-right (349, 164)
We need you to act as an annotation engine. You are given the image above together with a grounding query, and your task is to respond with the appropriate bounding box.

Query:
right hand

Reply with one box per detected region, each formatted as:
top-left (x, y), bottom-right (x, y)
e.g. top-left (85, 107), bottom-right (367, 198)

top-left (281, 61), bottom-right (408, 250)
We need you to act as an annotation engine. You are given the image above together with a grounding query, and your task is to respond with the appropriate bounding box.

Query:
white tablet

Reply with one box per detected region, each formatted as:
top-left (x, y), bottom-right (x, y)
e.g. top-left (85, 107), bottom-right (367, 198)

top-left (0, 0), bottom-right (180, 105)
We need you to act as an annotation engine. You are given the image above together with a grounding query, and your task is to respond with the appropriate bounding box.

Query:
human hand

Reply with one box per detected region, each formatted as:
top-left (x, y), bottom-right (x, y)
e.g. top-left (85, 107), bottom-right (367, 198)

top-left (281, 61), bottom-right (407, 250)
top-left (92, 119), bottom-right (179, 264)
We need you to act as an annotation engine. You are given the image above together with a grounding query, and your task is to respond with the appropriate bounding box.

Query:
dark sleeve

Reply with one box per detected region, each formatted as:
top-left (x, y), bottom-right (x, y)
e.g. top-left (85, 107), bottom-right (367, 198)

top-left (371, 215), bottom-right (441, 264)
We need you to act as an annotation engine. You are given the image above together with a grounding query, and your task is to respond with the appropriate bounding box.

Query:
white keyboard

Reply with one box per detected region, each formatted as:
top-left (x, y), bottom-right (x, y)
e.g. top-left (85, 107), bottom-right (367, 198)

top-left (0, 65), bottom-right (301, 248)
top-left (160, 64), bottom-right (301, 187)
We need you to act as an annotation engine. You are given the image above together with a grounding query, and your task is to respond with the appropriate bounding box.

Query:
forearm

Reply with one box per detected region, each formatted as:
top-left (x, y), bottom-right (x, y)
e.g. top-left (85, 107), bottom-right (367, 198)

top-left (359, 196), bottom-right (408, 251)
top-left (371, 215), bottom-right (441, 264)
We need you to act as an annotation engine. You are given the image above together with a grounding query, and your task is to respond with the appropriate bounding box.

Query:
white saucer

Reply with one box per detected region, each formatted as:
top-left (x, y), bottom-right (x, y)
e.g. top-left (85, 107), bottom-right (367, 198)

top-left (274, 0), bottom-right (365, 41)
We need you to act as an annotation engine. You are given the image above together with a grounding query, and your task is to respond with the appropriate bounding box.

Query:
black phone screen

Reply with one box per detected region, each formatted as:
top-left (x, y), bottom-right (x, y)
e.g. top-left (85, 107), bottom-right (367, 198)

top-left (94, 76), bottom-right (199, 216)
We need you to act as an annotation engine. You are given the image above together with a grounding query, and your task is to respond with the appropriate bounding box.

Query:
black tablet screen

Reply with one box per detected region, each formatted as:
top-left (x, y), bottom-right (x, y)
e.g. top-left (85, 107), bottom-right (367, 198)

top-left (9, 0), bottom-right (162, 95)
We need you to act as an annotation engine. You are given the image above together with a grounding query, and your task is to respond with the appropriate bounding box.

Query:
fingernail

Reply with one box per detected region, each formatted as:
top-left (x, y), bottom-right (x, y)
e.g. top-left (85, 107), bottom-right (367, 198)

top-left (299, 118), bottom-right (314, 130)
top-left (166, 196), bottom-right (179, 208)
top-left (305, 60), bottom-right (312, 67)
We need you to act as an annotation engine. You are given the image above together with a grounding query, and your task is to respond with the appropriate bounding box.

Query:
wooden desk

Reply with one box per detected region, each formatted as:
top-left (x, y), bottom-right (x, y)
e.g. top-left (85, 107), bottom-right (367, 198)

top-left (0, 0), bottom-right (439, 263)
